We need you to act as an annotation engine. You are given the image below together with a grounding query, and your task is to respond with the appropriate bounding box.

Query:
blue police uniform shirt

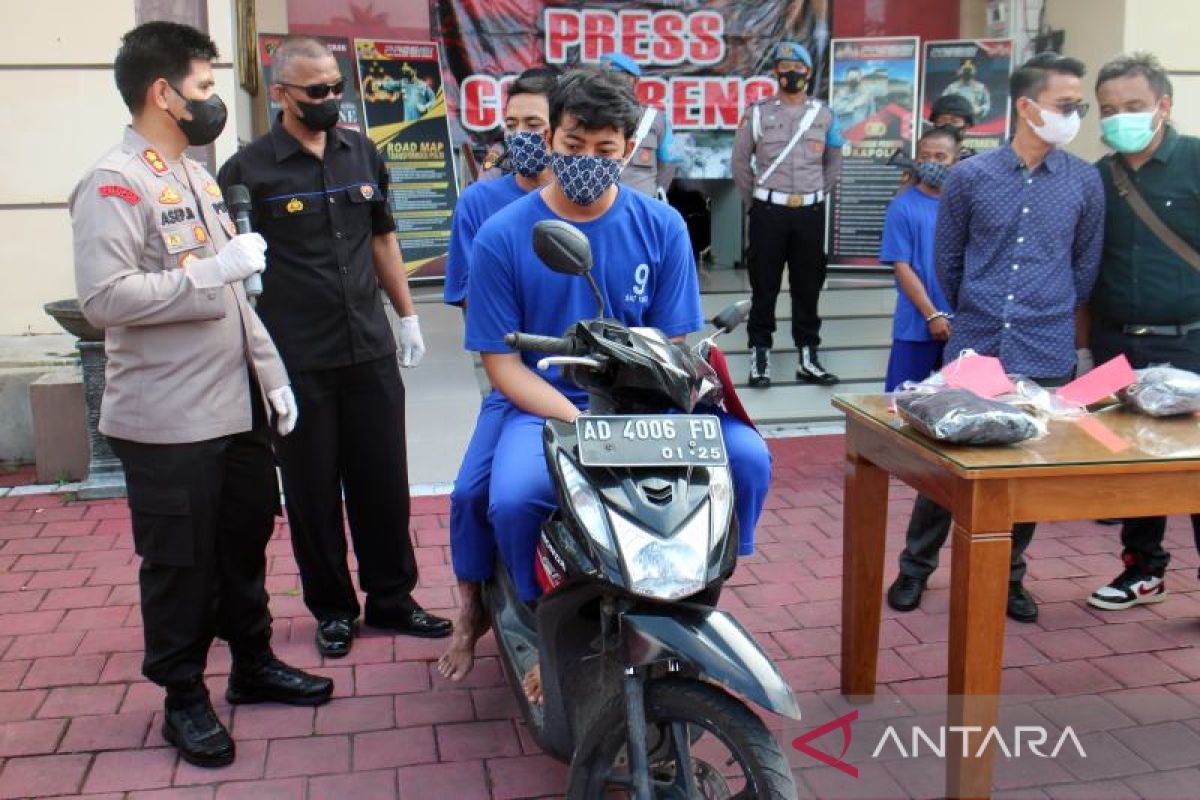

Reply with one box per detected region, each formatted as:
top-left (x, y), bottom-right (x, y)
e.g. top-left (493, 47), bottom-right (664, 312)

top-left (879, 187), bottom-right (948, 342)
top-left (444, 174), bottom-right (527, 306)
top-left (466, 186), bottom-right (703, 401)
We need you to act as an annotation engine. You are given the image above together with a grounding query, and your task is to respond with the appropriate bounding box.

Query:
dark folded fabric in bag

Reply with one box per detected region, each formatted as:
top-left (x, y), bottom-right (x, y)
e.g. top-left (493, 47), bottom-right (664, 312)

top-left (896, 388), bottom-right (1040, 445)
top-left (1119, 366), bottom-right (1200, 417)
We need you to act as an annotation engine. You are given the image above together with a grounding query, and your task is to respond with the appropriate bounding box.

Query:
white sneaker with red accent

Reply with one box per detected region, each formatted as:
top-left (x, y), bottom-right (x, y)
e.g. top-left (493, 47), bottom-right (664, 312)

top-left (1088, 569), bottom-right (1167, 610)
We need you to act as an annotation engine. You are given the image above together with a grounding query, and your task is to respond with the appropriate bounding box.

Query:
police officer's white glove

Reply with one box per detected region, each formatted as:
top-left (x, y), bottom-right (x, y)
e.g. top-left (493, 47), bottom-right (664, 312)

top-left (396, 315), bottom-right (426, 368)
top-left (1075, 348), bottom-right (1095, 378)
top-left (188, 233), bottom-right (268, 287)
top-left (267, 385), bottom-right (298, 436)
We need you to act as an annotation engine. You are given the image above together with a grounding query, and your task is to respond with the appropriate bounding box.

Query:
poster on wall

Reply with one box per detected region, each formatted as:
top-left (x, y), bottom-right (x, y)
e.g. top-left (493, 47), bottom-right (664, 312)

top-left (825, 36), bottom-right (919, 267)
top-left (430, 0), bottom-right (831, 179)
top-left (921, 39), bottom-right (1013, 153)
top-left (354, 39), bottom-right (459, 278)
top-left (257, 34), bottom-right (362, 130)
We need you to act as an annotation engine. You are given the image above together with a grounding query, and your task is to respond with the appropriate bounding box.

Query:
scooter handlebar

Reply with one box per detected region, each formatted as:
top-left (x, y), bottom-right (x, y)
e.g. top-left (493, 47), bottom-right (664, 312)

top-left (504, 332), bottom-right (580, 355)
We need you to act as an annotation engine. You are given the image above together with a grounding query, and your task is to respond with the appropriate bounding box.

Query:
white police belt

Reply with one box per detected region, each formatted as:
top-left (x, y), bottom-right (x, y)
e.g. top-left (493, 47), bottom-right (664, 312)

top-left (753, 188), bottom-right (826, 207)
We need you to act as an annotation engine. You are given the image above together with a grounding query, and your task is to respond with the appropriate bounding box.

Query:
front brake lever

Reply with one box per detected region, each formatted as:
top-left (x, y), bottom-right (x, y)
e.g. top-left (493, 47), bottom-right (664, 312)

top-left (536, 355), bottom-right (607, 372)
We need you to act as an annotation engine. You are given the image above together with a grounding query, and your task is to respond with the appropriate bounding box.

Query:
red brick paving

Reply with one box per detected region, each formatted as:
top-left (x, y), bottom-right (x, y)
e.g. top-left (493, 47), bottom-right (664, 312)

top-left (0, 435), bottom-right (1198, 797)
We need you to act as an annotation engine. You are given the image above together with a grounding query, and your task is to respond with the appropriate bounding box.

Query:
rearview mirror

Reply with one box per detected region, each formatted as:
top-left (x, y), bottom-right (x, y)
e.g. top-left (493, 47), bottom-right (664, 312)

top-left (533, 220), bottom-right (593, 276)
top-left (712, 300), bottom-right (751, 334)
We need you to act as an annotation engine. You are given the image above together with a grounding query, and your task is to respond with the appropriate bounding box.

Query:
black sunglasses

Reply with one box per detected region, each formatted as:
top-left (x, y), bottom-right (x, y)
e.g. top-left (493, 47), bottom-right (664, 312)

top-left (279, 79), bottom-right (346, 100)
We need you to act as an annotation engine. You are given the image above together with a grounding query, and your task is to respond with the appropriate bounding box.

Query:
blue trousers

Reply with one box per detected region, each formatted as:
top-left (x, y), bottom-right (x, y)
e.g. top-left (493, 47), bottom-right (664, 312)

top-left (884, 339), bottom-right (945, 392)
top-left (450, 398), bottom-right (772, 600)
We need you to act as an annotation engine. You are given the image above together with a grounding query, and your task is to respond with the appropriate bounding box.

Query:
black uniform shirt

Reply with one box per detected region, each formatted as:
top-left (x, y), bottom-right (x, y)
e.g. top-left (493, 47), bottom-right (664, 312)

top-left (218, 122), bottom-right (397, 372)
top-left (1092, 127), bottom-right (1200, 326)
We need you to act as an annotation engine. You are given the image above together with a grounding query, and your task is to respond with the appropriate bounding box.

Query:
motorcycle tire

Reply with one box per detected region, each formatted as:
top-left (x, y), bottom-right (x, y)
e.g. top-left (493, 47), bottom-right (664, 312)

top-left (565, 677), bottom-right (798, 799)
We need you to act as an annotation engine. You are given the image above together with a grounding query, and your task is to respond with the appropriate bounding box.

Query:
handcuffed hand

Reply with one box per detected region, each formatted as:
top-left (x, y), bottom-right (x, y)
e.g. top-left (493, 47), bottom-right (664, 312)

top-left (267, 385), bottom-right (298, 436)
top-left (397, 315), bottom-right (426, 368)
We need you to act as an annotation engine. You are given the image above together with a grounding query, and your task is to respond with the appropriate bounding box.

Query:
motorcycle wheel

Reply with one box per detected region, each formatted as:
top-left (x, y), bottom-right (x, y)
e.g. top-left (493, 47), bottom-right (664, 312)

top-left (566, 677), bottom-right (797, 800)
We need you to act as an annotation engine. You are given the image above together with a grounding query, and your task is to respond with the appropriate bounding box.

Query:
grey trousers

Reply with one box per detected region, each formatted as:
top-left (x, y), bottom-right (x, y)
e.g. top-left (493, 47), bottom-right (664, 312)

top-left (897, 494), bottom-right (1036, 584)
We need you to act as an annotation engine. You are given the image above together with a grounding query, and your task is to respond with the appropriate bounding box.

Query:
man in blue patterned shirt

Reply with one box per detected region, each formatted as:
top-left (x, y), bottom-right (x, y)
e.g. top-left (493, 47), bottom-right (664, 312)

top-left (886, 53), bottom-right (1105, 624)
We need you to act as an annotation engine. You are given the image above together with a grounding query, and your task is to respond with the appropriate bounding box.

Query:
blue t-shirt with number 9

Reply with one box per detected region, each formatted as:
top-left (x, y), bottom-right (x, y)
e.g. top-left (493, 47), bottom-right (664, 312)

top-left (465, 186), bottom-right (703, 402)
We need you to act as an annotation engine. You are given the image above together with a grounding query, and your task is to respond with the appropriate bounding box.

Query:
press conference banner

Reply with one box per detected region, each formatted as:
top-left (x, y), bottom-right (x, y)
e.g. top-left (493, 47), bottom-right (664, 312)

top-left (354, 39), bottom-right (459, 278)
top-left (430, 0), bottom-right (829, 179)
top-left (825, 36), bottom-right (919, 267)
top-left (922, 39), bottom-right (1014, 153)
top-left (257, 34), bottom-right (362, 131)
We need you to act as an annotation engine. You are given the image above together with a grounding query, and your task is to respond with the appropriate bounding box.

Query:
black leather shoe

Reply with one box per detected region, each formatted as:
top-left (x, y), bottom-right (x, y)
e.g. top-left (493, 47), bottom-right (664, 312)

top-left (887, 574), bottom-right (926, 612)
top-left (1007, 583), bottom-right (1038, 623)
top-left (365, 607), bottom-right (453, 639)
top-left (315, 618), bottom-right (355, 659)
top-left (226, 655), bottom-right (333, 706)
top-left (163, 697), bottom-right (235, 768)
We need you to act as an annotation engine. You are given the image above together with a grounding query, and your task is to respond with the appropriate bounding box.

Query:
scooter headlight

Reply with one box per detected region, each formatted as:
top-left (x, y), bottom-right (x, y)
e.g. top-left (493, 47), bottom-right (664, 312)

top-left (708, 466), bottom-right (733, 547)
top-left (556, 452), bottom-right (615, 554)
top-left (608, 505), bottom-right (709, 600)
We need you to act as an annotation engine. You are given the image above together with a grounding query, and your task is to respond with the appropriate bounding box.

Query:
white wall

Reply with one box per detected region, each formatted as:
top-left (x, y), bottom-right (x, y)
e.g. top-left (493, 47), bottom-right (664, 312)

top-left (0, 0), bottom-right (245, 335)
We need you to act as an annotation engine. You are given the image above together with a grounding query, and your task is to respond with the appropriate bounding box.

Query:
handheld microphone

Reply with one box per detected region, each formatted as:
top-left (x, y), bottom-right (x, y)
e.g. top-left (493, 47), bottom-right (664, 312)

top-left (225, 184), bottom-right (261, 303)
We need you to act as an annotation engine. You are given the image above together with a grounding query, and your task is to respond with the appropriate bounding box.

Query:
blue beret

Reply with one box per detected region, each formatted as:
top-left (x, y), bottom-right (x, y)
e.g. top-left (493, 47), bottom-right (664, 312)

top-left (599, 52), bottom-right (642, 78)
top-left (772, 41), bottom-right (813, 68)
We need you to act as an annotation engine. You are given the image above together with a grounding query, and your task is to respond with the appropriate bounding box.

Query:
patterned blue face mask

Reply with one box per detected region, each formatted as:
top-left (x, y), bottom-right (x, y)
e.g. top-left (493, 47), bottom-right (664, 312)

top-left (915, 160), bottom-right (950, 189)
top-left (550, 153), bottom-right (624, 206)
top-left (506, 131), bottom-right (551, 177)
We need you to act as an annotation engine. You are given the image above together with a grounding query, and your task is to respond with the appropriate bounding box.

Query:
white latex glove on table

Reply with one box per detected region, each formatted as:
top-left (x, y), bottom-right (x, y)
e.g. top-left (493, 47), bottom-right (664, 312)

top-left (267, 385), bottom-right (298, 436)
top-left (397, 315), bottom-right (426, 368)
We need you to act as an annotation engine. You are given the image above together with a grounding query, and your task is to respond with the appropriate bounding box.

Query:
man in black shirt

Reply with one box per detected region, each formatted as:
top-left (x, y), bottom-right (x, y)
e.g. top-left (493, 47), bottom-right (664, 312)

top-left (219, 37), bottom-right (450, 658)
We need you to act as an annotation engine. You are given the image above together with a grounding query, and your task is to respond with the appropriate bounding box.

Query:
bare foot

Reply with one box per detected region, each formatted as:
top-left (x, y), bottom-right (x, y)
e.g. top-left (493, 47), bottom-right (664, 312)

top-left (522, 662), bottom-right (543, 705)
top-left (436, 581), bottom-right (490, 682)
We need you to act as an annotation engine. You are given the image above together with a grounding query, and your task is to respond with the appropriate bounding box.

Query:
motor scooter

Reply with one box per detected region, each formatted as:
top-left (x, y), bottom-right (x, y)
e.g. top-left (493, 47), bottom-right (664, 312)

top-left (483, 219), bottom-right (801, 799)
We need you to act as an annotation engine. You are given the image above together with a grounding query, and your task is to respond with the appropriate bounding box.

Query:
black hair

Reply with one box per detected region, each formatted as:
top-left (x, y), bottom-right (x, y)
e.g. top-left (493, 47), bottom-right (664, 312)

top-left (549, 67), bottom-right (642, 138)
top-left (1096, 52), bottom-right (1173, 99)
top-left (919, 124), bottom-right (962, 149)
top-left (509, 65), bottom-right (560, 101)
top-left (1009, 51), bottom-right (1086, 108)
top-left (114, 21), bottom-right (218, 114)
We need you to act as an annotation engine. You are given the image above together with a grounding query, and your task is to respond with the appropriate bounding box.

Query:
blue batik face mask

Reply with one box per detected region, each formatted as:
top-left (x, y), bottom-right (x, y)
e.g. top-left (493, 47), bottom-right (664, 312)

top-left (551, 153), bottom-right (624, 206)
top-left (506, 131), bottom-right (551, 177)
top-left (915, 160), bottom-right (950, 189)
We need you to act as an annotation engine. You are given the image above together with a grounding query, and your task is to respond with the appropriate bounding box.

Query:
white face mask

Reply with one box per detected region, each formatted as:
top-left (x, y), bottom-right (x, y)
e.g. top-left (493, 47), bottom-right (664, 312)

top-left (1028, 103), bottom-right (1081, 146)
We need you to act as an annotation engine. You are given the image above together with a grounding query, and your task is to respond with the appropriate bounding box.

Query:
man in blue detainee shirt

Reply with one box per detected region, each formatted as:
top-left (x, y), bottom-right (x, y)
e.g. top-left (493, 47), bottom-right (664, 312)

top-left (438, 67), bottom-right (558, 683)
top-left (445, 68), bottom-right (771, 701)
top-left (886, 52), bottom-right (1104, 625)
top-left (881, 125), bottom-right (960, 390)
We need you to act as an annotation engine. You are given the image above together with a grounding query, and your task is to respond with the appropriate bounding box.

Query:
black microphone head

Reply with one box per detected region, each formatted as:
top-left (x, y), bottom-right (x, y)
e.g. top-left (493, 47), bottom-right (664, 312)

top-left (226, 184), bottom-right (252, 214)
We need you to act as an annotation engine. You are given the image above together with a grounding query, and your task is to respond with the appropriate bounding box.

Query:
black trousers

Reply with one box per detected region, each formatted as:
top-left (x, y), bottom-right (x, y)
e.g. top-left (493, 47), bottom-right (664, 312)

top-left (275, 356), bottom-right (419, 622)
top-left (897, 375), bottom-right (1071, 585)
top-left (746, 200), bottom-right (828, 349)
top-left (1092, 322), bottom-right (1200, 573)
top-left (109, 400), bottom-right (276, 688)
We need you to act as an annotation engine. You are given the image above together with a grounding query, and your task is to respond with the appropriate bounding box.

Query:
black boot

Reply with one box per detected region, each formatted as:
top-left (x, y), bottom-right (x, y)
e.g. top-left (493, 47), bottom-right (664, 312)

top-left (163, 681), bottom-right (234, 768)
top-left (887, 574), bottom-right (926, 612)
top-left (226, 653), bottom-right (334, 706)
top-left (1006, 582), bottom-right (1038, 623)
top-left (796, 346), bottom-right (840, 386)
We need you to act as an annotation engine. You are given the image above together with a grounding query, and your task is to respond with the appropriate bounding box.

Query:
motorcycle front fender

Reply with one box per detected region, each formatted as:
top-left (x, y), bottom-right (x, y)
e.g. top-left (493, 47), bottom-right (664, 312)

top-left (622, 606), bottom-right (801, 720)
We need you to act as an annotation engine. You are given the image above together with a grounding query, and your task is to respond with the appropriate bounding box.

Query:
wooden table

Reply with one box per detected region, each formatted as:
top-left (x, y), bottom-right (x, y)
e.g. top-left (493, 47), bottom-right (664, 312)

top-left (835, 395), bottom-right (1200, 799)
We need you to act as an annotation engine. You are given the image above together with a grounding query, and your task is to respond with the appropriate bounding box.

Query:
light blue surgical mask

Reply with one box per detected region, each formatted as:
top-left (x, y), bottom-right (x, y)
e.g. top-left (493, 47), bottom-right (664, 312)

top-left (1101, 111), bottom-right (1162, 154)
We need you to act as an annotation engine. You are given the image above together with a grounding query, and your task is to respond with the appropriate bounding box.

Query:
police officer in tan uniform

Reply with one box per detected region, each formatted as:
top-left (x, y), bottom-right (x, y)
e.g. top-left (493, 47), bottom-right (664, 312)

top-left (70, 21), bottom-right (331, 770)
top-left (733, 40), bottom-right (845, 387)
top-left (601, 51), bottom-right (677, 199)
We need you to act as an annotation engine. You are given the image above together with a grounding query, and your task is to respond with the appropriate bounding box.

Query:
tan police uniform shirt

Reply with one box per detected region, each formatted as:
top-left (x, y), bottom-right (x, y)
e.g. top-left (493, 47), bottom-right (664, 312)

top-left (731, 95), bottom-right (843, 204)
top-left (70, 127), bottom-right (288, 445)
top-left (621, 106), bottom-right (674, 197)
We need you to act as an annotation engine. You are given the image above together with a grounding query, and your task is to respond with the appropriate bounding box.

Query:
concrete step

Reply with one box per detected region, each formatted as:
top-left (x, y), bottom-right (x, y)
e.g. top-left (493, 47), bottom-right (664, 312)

top-left (739, 381), bottom-right (884, 424)
top-left (723, 347), bottom-right (889, 385)
top-left (702, 285), bottom-right (897, 320)
top-left (715, 316), bottom-right (893, 352)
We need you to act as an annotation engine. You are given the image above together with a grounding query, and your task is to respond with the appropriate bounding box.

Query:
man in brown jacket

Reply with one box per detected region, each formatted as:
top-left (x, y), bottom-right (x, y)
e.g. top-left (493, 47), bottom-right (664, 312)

top-left (70, 21), bottom-right (332, 769)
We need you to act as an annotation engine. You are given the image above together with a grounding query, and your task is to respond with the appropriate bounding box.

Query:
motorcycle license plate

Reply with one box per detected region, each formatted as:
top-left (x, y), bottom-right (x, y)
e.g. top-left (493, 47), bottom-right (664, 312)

top-left (575, 415), bottom-right (728, 467)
